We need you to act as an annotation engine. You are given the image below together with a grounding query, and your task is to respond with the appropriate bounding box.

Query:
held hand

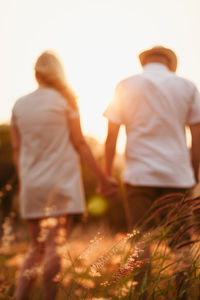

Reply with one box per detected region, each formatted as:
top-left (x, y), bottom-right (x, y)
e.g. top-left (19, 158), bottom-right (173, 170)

top-left (97, 176), bottom-right (119, 198)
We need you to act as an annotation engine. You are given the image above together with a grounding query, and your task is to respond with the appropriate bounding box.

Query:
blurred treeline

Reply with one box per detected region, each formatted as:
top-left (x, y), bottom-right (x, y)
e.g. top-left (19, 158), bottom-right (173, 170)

top-left (0, 125), bottom-right (18, 224)
top-left (0, 125), bottom-right (126, 235)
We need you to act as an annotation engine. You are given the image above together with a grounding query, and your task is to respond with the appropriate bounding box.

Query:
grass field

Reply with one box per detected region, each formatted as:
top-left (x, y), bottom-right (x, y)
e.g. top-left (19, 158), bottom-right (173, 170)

top-left (1, 193), bottom-right (200, 299)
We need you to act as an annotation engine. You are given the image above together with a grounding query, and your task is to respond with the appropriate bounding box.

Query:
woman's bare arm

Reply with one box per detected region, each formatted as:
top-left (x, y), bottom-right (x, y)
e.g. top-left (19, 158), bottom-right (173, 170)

top-left (68, 117), bottom-right (117, 196)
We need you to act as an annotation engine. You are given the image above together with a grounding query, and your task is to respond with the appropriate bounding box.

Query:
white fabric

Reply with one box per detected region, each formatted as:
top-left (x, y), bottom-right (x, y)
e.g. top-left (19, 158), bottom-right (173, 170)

top-left (104, 63), bottom-right (200, 188)
top-left (12, 88), bottom-right (86, 219)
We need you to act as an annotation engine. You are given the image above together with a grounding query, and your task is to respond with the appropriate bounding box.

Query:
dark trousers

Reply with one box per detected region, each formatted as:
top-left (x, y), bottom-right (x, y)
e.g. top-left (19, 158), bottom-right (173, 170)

top-left (123, 184), bottom-right (193, 300)
top-left (123, 184), bottom-right (191, 232)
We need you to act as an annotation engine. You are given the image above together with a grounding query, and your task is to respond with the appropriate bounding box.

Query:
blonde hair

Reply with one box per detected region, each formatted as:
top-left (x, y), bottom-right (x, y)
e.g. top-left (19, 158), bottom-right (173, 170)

top-left (34, 51), bottom-right (78, 110)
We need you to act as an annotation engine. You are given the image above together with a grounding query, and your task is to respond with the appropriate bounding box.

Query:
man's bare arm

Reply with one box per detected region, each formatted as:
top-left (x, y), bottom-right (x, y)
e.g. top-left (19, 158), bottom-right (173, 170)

top-left (10, 125), bottom-right (21, 181)
top-left (190, 123), bottom-right (200, 183)
top-left (104, 121), bottom-right (120, 176)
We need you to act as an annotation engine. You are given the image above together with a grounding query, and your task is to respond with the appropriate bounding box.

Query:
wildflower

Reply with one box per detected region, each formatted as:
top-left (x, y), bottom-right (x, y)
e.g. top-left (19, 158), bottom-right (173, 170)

top-left (132, 229), bottom-right (140, 236)
top-left (90, 232), bottom-right (135, 276)
top-left (89, 268), bottom-right (101, 277)
top-left (37, 227), bottom-right (49, 243)
top-left (100, 280), bottom-right (109, 287)
top-left (55, 228), bottom-right (66, 245)
top-left (78, 232), bottom-right (104, 260)
top-left (22, 266), bottom-right (41, 279)
top-left (111, 257), bottom-right (148, 284)
top-left (53, 272), bottom-right (61, 283)
top-left (40, 217), bottom-right (58, 228)
top-left (0, 216), bottom-right (15, 251)
top-left (76, 278), bottom-right (95, 289)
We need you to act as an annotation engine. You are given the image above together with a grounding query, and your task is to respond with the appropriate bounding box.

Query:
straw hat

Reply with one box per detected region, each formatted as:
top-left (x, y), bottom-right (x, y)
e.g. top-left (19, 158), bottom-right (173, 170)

top-left (139, 46), bottom-right (177, 72)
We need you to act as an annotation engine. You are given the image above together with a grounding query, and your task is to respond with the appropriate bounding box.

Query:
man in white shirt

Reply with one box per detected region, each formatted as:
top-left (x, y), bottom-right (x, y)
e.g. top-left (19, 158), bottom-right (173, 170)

top-left (104, 45), bottom-right (200, 231)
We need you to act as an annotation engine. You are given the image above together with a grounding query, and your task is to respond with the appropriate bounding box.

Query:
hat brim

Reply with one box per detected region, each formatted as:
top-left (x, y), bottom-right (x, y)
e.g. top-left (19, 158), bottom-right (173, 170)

top-left (139, 47), bottom-right (177, 72)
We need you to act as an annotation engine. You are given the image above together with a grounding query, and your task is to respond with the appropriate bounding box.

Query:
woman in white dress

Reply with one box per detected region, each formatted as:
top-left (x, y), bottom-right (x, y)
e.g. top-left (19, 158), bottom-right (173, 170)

top-left (11, 51), bottom-right (116, 300)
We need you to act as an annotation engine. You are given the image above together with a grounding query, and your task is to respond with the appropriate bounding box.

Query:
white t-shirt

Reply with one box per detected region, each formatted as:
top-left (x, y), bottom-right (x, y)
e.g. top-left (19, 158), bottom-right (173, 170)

top-left (104, 63), bottom-right (200, 188)
top-left (12, 88), bottom-right (86, 219)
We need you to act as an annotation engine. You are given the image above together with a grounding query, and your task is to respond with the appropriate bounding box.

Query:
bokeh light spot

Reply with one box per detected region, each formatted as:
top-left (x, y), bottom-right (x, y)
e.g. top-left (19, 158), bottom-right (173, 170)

top-left (87, 196), bottom-right (109, 216)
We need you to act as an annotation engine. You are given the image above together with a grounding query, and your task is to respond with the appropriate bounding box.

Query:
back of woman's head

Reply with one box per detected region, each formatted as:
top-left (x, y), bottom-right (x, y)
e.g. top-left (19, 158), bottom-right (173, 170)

top-left (35, 51), bottom-right (78, 110)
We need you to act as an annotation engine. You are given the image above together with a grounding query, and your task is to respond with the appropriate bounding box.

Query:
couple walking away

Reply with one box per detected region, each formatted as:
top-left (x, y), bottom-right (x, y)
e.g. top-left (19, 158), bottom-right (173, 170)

top-left (11, 45), bottom-right (200, 299)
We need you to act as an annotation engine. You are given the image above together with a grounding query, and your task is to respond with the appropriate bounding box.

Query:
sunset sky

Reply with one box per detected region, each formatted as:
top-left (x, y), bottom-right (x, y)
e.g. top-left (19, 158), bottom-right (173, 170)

top-left (1, 0), bottom-right (200, 152)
